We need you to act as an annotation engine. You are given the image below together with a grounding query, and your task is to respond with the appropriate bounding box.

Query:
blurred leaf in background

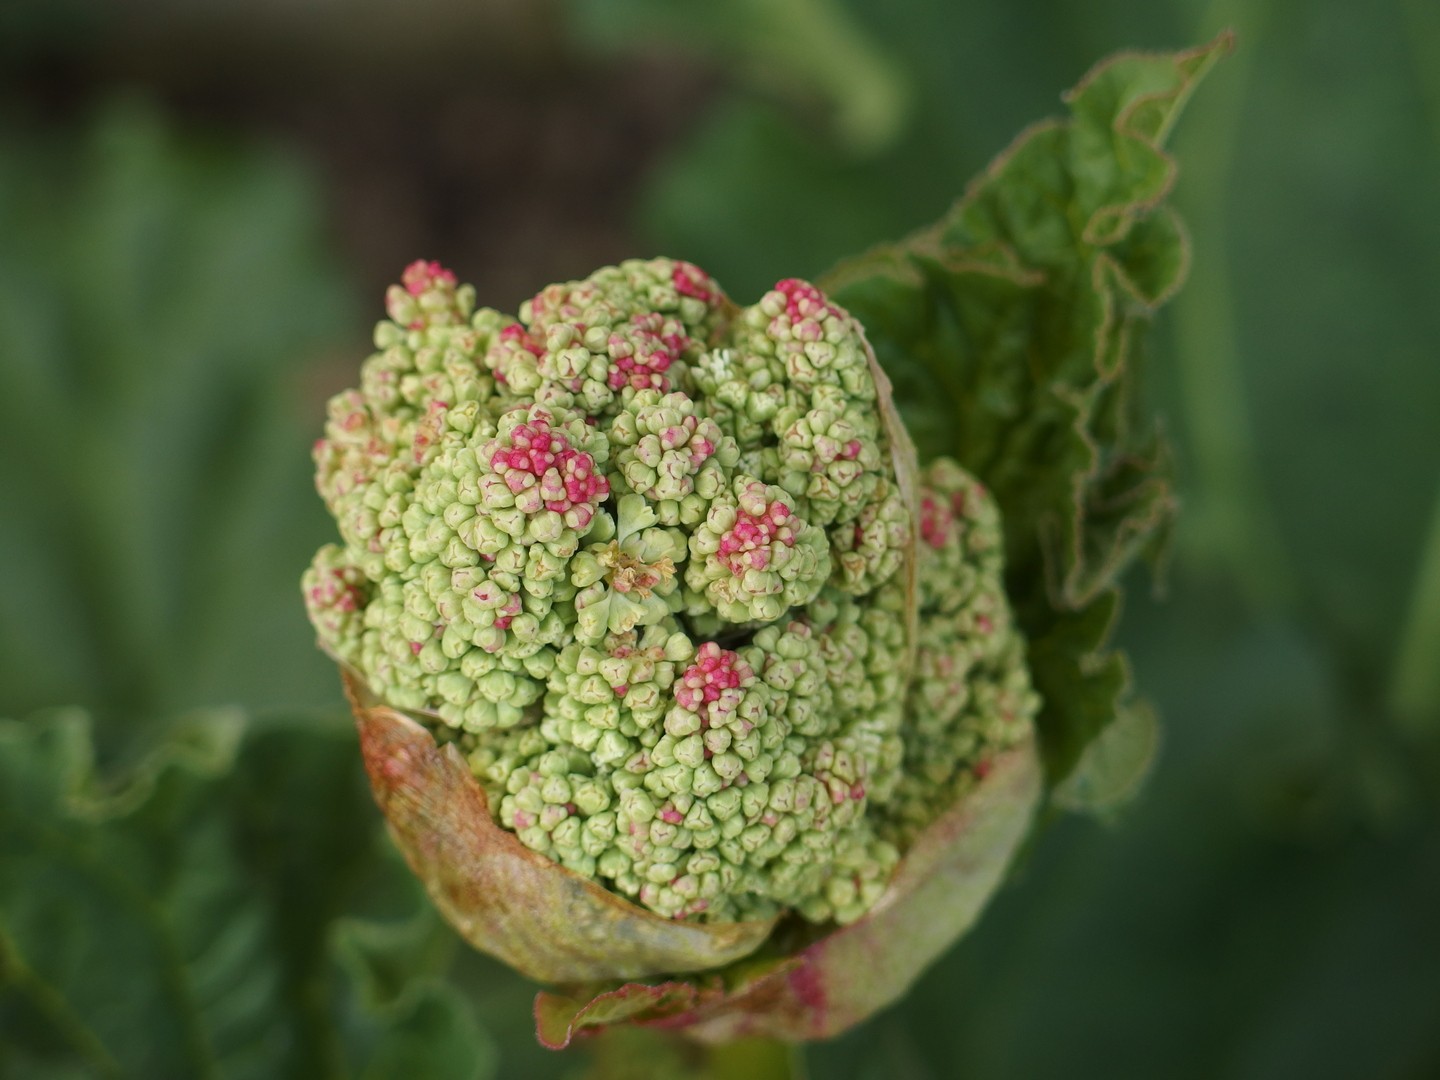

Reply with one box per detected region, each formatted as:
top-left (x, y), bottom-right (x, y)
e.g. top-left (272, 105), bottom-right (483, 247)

top-left (0, 104), bottom-right (355, 730)
top-left (565, 0), bottom-right (912, 156)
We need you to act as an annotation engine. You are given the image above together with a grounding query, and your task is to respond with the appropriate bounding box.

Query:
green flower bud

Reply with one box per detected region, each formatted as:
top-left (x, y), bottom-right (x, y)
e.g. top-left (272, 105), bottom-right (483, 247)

top-left (876, 461), bottom-right (1039, 846)
top-left (685, 477), bottom-right (831, 623)
top-left (310, 260), bottom-right (1034, 941)
top-left (609, 390), bottom-right (740, 524)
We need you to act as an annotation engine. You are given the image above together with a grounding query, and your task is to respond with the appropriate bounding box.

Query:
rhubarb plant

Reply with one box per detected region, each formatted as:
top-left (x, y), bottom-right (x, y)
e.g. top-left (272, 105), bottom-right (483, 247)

top-left (303, 36), bottom-right (1231, 1049)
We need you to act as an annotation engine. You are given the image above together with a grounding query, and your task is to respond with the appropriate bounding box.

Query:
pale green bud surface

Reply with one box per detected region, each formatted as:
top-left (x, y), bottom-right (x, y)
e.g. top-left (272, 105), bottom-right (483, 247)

top-left (307, 259), bottom-right (1036, 927)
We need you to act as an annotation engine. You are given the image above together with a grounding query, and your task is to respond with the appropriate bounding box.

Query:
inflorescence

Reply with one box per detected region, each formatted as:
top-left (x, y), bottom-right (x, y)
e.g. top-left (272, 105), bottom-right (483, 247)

top-left (306, 258), bottom-right (1037, 925)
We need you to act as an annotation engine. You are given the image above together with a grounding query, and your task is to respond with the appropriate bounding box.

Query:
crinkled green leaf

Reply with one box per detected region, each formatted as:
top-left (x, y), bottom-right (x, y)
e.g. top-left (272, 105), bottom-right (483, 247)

top-left (822, 34), bottom-right (1232, 786)
top-left (0, 709), bottom-right (493, 1079)
top-left (0, 103), bottom-right (352, 723)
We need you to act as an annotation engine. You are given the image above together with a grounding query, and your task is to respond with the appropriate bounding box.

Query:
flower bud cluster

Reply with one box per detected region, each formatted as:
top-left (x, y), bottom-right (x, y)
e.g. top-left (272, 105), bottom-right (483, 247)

top-left (307, 259), bottom-right (1035, 926)
top-left (685, 478), bottom-right (831, 623)
top-left (879, 459), bottom-right (1040, 847)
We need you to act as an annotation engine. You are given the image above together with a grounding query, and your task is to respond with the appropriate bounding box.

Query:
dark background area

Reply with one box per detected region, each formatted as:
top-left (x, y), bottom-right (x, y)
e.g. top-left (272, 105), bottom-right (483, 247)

top-left (1, 1), bottom-right (1437, 1076)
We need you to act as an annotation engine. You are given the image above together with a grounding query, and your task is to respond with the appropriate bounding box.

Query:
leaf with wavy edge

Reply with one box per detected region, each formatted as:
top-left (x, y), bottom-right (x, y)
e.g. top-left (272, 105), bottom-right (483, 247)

top-left (0, 707), bottom-right (493, 1078)
top-left (534, 738), bottom-right (1040, 1047)
top-left (822, 34), bottom-right (1231, 785)
top-left (345, 670), bottom-right (778, 985)
top-left (524, 38), bottom-right (1225, 1043)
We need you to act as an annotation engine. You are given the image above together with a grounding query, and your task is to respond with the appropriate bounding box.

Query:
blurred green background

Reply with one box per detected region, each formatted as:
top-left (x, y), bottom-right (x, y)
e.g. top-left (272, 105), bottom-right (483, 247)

top-left (2, 0), bottom-right (1438, 1077)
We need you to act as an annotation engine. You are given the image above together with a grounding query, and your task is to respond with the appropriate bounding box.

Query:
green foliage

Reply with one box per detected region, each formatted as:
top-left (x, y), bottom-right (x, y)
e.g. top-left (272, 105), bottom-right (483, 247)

top-left (1, 0), bottom-right (1437, 1071)
top-left (631, 3), bottom-right (1440, 1073)
top-left (564, 0), bottom-right (912, 154)
top-left (0, 103), bottom-right (497, 1078)
top-left (820, 36), bottom-right (1230, 787)
top-left (0, 103), bottom-right (353, 724)
top-left (1050, 701), bottom-right (1158, 814)
top-left (0, 707), bottom-right (494, 1079)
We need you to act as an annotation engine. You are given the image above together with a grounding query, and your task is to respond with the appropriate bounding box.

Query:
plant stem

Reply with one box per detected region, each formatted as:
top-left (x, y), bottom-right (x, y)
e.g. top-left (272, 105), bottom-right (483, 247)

top-left (1389, 479), bottom-right (1440, 733)
top-left (581, 1028), bottom-right (807, 1080)
top-left (695, 1037), bottom-right (807, 1079)
top-left (1170, 0), bottom-right (1295, 610)
top-left (1388, 0), bottom-right (1440, 734)
top-left (1400, 0), bottom-right (1440, 154)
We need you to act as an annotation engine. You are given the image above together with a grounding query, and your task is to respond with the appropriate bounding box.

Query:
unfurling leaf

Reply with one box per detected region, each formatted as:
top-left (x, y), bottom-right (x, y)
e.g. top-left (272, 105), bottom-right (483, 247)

top-left (824, 33), bottom-right (1233, 785)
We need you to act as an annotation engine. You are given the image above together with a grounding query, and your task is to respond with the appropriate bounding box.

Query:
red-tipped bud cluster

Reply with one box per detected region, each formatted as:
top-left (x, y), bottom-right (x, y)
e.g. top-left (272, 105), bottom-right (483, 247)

top-left (606, 313), bottom-right (688, 393)
top-left (386, 258), bottom-right (471, 329)
top-left (716, 484), bottom-right (799, 574)
top-left (920, 492), bottom-right (954, 549)
top-left (489, 413), bottom-right (609, 529)
top-left (773, 278), bottom-right (840, 331)
top-left (671, 260), bottom-right (717, 303)
top-left (674, 642), bottom-right (752, 725)
top-left (403, 259), bottom-right (457, 296)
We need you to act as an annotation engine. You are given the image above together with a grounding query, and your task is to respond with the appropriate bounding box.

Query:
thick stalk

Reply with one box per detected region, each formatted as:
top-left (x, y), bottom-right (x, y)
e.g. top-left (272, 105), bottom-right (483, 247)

top-left (1389, 479), bottom-right (1440, 734)
top-left (582, 1027), bottom-right (807, 1080)
top-left (1171, 0), bottom-right (1294, 609)
top-left (1388, 0), bottom-right (1440, 735)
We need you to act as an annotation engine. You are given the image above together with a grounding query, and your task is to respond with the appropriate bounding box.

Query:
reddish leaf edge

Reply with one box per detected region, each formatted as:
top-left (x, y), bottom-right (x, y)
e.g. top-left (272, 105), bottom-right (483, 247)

top-left (534, 737), bottom-right (1041, 1048)
top-left (343, 666), bottom-right (780, 984)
